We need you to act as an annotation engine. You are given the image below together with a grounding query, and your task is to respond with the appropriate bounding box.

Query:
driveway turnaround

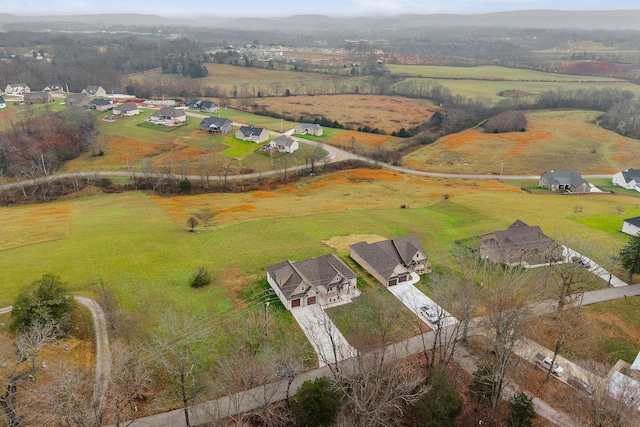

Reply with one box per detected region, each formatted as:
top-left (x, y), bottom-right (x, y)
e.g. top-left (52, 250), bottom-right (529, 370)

top-left (290, 305), bottom-right (357, 367)
top-left (387, 273), bottom-right (458, 328)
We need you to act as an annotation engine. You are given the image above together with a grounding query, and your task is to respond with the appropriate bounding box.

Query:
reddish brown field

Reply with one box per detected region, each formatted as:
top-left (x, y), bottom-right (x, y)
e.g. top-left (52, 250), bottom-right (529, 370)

top-left (246, 94), bottom-right (438, 134)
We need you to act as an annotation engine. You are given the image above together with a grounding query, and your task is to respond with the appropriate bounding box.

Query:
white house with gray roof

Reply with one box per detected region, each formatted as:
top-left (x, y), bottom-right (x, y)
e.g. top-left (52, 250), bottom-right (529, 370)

top-left (266, 254), bottom-right (359, 310)
top-left (622, 217), bottom-right (640, 237)
top-left (112, 102), bottom-right (140, 116)
top-left (199, 117), bottom-right (232, 133)
top-left (294, 123), bottom-right (323, 136)
top-left (148, 106), bottom-right (187, 124)
top-left (613, 169), bottom-right (640, 192)
top-left (271, 135), bottom-right (299, 153)
top-left (350, 235), bottom-right (430, 287)
top-left (235, 125), bottom-right (269, 143)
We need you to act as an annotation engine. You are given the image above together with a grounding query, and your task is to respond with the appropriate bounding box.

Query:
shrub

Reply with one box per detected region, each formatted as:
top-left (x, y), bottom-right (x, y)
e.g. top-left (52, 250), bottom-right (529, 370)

top-left (508, 392), bottom-right (536, 427)
top-left (10, 274), bottom-right (75, 333)
top-left (290, 377), bottom-right (343, 427)
top-left (417, 365), bottom-right (463, 427)
top-left (190, 267), bottom-right (211, 288)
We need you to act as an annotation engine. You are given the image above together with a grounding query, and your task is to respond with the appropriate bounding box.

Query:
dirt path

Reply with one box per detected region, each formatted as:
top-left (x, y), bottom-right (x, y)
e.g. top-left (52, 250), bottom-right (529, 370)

top-left (0, 297), bottom-right (111, 408)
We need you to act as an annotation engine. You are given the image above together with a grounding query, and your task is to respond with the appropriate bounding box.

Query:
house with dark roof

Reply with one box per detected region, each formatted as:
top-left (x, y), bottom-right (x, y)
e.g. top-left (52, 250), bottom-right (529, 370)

top-left (235, 125), bottom-right (269, 143)
top-left (23, 91), bottom-right (52, 104)
top-left (613, 169), bottom-right (640, 192)
top-left (539, 170), bottom-right (590, 193)
top-left (81, 85), bottom-right (107, 97)
top-left (622, 217), bottom-right (640, 237)
top-left (0, 96), bottom-right (5, 109)
top-left (88, 98), bottom-right (113, 112)
top-left (112, 102), bottom-right (140, 116)
top-left (199, 117), bottom-right (232, 133)
top-left (64, 94), bottom-right (90, 107)
top-left (480, 220), bottom-right (563, 266)
top-left (148, 107), bottom-right (187, 124)
top-left (185, 99), bottom-right (217, 112)
top-left (350, 235), bottom-right (430, 287)
top-left (266, 254), bottom-right (359, 310)
top-left (294, 123), bottom-right (323, 136)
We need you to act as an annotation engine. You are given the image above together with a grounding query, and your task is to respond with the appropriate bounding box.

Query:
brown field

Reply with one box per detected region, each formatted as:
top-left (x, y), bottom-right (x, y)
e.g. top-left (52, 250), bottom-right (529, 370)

top-left (403, 110), bottom-right (640, 175)
top-left (247, 94), bottom-right (438, 134)
top-left (323, 234), bottom-right (387, 255)
top-left (0, 202), bottom-right (71, 251)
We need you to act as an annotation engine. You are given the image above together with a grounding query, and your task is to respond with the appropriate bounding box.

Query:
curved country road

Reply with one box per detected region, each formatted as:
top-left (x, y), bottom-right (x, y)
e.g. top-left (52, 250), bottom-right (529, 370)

top-left (0, 136), bottom-right (613, 192)
top-left (0, 296), bottom-right (111, 406)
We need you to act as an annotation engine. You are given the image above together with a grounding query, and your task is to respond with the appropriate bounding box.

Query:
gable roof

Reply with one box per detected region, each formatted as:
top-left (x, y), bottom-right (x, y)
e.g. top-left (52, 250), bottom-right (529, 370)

top-left (297, 123), bottom-right (322, 130)
top-left (0, 96), bottom-right (5, 104)
top-left (274, 135), bottom-right (296, 148)
top-left (266, 254), bottom-right (357, 300)
top-left (151, 106), bottom-right (186, 118)
top-left (620, 169), bottom-right (640, 184)
top-left (65, 94), bottom-right (88, 104)
top-left (481, 220), bottom-right (560, 264)
top-left (200, 117), bottom-right (231, 128)
top-left (23, 91), bottom-right (50, 102)
top-left (624, 216), bottom-right (640, 228)
top-left (113, 102), bottom-right (139, 111)
top-left (350, 235), bottom-right (427, 280)
top-left (89, 98), bottom-right (112, 106)
top-left (238, 125), bottom-right (266, 137)
top-left (542, 170), bottom-right (585, 187)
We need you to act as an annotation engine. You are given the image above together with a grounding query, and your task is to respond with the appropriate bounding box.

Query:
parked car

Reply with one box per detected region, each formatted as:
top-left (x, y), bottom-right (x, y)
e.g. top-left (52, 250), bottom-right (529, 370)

top-left (571, 256), bottom-right (592, 269)
top-left (568, 376), bottom-right (593, 395)
top-left (540, 356), bottom-right (564, 376)
top-left (419, 305), bottom-right (438, 323)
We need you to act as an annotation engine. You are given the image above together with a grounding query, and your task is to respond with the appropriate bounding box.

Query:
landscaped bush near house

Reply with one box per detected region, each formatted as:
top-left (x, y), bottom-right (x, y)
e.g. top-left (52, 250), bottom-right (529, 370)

top-left (190, 267), bottom-right (211, 288)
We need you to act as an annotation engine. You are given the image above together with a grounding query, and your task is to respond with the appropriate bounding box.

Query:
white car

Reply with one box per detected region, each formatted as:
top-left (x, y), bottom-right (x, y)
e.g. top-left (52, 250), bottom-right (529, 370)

top-left (541, 357), bottom-right (564, 376)
top-left (419, 306), bottom-right (439, 323)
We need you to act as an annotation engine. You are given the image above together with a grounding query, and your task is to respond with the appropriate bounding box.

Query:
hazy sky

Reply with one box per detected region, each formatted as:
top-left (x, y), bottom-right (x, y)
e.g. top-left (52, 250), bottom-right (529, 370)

top-left (4, 0), bottom-right (640, 18)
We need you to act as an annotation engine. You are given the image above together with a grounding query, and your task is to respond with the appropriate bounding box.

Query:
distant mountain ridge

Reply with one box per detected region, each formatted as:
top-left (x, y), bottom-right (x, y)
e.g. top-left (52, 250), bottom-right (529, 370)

top-left (1, 10), bottom-right (640, 31)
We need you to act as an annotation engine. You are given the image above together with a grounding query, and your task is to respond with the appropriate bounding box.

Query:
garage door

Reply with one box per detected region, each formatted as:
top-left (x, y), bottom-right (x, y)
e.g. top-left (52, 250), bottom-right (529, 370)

top-left (291, 299), bottom-right (301, 307)
top-left (307, 296), bottom-right (316, 305)
top-left (399, 275), bottom-right (407, 282)
top-left (388, 279), bottom-right (397, 287)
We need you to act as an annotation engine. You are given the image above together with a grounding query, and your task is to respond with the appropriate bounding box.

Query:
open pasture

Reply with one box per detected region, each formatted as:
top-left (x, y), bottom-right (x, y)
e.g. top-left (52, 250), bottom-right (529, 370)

top-left (126, 63), bottom-right (369, 97)
top-left (386, 64), bottom-right (620, 82)
top-left (247, 94), bottom-right (438, 134)
top-left (403, 109), bottom-right (640, 175)
top-left (0, 168), bottom-right (634, 313)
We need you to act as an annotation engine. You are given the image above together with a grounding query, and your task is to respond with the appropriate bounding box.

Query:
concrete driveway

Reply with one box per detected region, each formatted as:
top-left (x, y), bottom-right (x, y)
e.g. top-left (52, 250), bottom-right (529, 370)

top-left (563, 246), bottom-right (627, 287)
top-left (290, 305), bottom-right (357, 367)
top-left (387, 273), bottom-right (458, 328)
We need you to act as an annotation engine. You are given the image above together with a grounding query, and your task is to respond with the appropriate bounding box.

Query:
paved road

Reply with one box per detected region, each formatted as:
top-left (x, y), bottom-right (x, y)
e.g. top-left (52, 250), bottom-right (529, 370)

top-left (124, 284), bottom-right (640, 427)
top-left (0, 127), bottom-right (616, 192)
top-left (0, 296), bottom-right (111, 407)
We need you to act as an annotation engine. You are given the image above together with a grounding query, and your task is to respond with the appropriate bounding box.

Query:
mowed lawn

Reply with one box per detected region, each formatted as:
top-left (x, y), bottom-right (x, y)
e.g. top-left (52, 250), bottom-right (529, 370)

top-left (0, 169), bottom-right (635, 317)
top-left (403, 109), bottom-right (640, 175)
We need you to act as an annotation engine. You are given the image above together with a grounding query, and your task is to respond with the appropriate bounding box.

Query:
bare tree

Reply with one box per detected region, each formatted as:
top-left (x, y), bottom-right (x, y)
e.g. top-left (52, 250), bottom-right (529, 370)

top-left (150, 314), bottom-right (210, 427)
top-left (0, 321), bottom-right (61, 427)
top-left (479, 262), bottom-right (542, 426)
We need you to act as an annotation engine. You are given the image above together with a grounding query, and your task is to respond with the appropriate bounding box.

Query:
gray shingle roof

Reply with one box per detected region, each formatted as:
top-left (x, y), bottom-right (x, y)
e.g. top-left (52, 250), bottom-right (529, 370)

top-left (238, 125), bottom-right (265, 137)
top-left (350, 235), bottom-right (427, 280)
top-left (621, 169), bottom-right (640, 183)
top-left (200, 117), bottom-right (231, 128)
top-left (266, 254), bottom-right (356, 300)
top-left (151, 106), bottom-right (186, 118)
top-left (624, 216), bottom-right (640, 228)
top-left (543, 170), bottom-right (585, 187)
top-left (274, 135), bottom-right (296, 148)
top-left (114, 102), bottom-right (139, 111)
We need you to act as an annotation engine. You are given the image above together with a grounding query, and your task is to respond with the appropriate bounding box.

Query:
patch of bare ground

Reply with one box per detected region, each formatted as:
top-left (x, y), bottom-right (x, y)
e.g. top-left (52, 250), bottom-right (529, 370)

top-left (323, 234), bottom-right (388, 255)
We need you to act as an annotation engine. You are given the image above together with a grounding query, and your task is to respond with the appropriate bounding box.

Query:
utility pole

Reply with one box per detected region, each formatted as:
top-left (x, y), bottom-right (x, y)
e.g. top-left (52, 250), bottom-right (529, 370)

top-left (500, 162), bottom-right (504, 181)
top-left (265, 301), bottom-right (270, 337)
top-left (280, 118), bottom-right (283, 132)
